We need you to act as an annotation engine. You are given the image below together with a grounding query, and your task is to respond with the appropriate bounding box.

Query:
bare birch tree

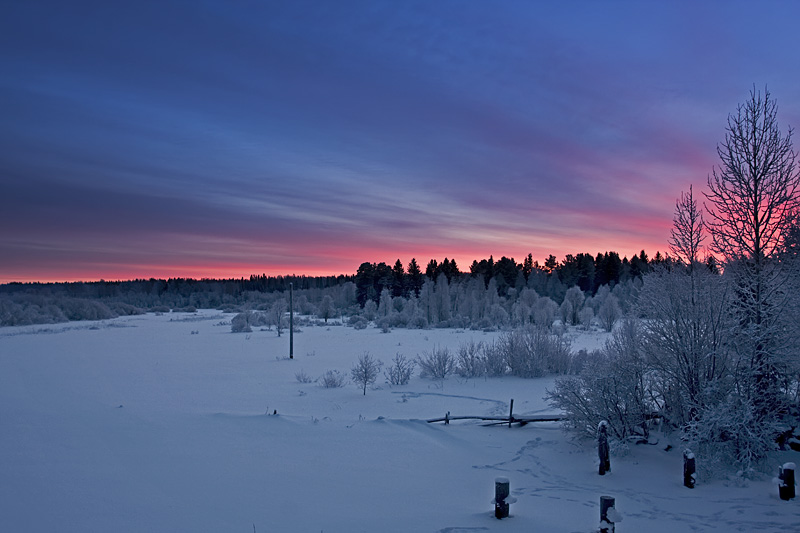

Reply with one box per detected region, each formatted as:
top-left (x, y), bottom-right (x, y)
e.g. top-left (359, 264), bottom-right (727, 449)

top-left (670, 185), bottom-right (705, 269)
top-left (704, 86), bottom-right (800, 413)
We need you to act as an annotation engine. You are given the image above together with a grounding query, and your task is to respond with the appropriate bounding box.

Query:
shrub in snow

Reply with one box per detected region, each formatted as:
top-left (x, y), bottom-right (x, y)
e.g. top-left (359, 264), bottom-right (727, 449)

top-left (569, 348), bottom-right (593, 375)
top-left (351, 352), bottom-right (383, 395)
top-left (500, 325), bottom-right (571, 378)
top-left (385, 353), bottom-right (415, 385)
top-left (455, 339), bottom-right (486, 378)
top-left (248, 310), bottom-right (270, 328)
top-left (231, 311), bottom-right (252, 333)
top-left (107, 302), bottom-right (144, 316)
top-left (547, 319), bottom-right (651, 440)
top-left (349, 315), bottom-right (368, 330)
top-left (295, 369), bottom-right (314, 384)
top-left (417, 346), bottom-right (456, 380)
top-left (375, 316), bottom-right (391, 332)
top-left (60, 298), bottom-right (116, 321)
top-left (686, 390), bottom-right (782, 479)
top-left (578, 306), bottom-right (594, 330)
top-left (319, 370), bottom-right (347, 388)
top-left (481, 341), bottom-right (508, 377)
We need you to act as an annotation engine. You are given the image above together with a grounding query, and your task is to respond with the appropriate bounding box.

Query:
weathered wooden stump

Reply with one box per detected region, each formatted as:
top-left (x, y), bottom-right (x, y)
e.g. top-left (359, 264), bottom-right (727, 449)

top-left (494, 477), bottom-right (510, 519)
top-left (683, 449), bottom-right (696, 489)
top-left (779, 462), bottom-right (796, 501)
top-left (599, 495), bottom-right (621, 532)
top-left (598, 421), bottom-right (610, 475)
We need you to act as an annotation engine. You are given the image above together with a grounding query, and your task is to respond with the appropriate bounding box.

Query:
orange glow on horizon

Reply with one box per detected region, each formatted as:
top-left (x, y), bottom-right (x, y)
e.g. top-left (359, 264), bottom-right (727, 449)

top-left (0, 237), bottom-right (672, 285)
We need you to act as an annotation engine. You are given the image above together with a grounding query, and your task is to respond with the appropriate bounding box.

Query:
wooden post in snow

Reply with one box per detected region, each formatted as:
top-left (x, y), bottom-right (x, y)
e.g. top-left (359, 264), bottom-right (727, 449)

top-left (598, 421), bottom-right (610, 475)
top-left (508, 399), bottom-right (514, 428)
top-left (599, 495), bottom-right (617, 533)
top-left (289, 282), bottom-right (294, 359)
top-left (683, 449), bottom-right (696, 488)
top-left (494, 477), bottom-right (510, 519)
top-left (779, 462), bottom-right (796, 500)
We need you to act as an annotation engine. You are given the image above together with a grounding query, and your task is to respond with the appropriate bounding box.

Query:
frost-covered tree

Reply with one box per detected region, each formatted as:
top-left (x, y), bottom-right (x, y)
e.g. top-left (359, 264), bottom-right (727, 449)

top-left (318, 294), bottom-right (335, 323)
top-left (705, 87), bottom-right (800, 417)
top-left (640, 187), bottom-right (731, 427)
top-left (362, 299), bottom-right (378, 321)
top-left (231, 311), bottom-right (252, 333)
top-left (435, 273), bottom-right (452, 322)
top-left (563, 286), bottom-right (585, 325)
top-left (269, 299), bottom-right (287, 336)
top-left (418, 278), bottom-right (437, 325)
top-left (377, 288), bottom-right (393, 318)
top-left (351, 352), bottom-right (383, 395)
top-left (597, 294), bottom-right (620, 332)
top-left (532, 296), bottom-right (558, 329)
top-left (559, 299), bottom-right (572, 326)
top-left (639, 266), bottom-right (731, 427)
top-left (578, 306), bottom-right (594, 330)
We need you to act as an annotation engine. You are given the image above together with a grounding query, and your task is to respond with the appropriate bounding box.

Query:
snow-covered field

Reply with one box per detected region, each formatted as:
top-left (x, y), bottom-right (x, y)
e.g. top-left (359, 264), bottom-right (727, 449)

top-left (2, 310), bottom-right (799, 532)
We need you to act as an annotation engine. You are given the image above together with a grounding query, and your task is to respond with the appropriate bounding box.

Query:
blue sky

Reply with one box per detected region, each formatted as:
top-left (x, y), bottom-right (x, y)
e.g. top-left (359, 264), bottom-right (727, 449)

top-left (2, 1), bottom-right (800, 282)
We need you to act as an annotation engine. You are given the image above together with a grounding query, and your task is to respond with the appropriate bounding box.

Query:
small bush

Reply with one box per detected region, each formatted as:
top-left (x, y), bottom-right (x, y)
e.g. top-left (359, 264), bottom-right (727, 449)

top-left (349, 315), bottom-right (368, 330)
top-left (418, 346), bottom-right (456, 380)
top-left (319, 370), bottom-right (346, 388)
top-left (107, 302), bottom-right (144, 316)
top-left (231, 311), bottom-right (252, 333)
top-left (481, 341), bottom-right (508, 377)
top-left (501, 325), bottom-right (571, 378)
top-left (385, 353), bottom-right (416, 385)
top-left (249, 311), bottom-right (270, 327)
top-left (456, 340), bottom-right (485, 378)
top-left (295, 369), bottom-right (314, 384)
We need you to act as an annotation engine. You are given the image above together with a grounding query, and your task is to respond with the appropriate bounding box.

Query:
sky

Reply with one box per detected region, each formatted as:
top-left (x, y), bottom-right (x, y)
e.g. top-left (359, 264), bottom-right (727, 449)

top-left (2, 1), bottom-right (800, 283)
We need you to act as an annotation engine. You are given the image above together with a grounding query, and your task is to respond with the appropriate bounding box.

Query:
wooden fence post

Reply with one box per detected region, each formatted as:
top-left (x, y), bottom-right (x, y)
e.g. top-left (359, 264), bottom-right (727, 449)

top-left (599, 495), bottom-right (618, 533)
top-left (779, 462), bottom-right (796, 500)
top-left (683, 449), bottom-right (696, 488)
top-left (494, 477), bottom-right (510, 519)
top-left (599, 496), bottom-right (614, 533)
top-left (598, 421), bottom-right (610, 475)
top-left (508, 399), bottom-right (514, 428)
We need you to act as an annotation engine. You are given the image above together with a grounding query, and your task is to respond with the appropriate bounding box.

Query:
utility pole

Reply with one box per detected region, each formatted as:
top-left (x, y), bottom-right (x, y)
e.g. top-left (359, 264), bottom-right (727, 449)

top-left (289, 282), bottom-right (294, 359)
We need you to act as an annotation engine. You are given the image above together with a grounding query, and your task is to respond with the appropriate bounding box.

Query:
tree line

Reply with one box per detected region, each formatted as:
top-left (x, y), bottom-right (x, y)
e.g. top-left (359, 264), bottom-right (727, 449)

top-left (1, 248), bottom-right (663, 327)
top-left (353, 248), bottom-right (679, 309)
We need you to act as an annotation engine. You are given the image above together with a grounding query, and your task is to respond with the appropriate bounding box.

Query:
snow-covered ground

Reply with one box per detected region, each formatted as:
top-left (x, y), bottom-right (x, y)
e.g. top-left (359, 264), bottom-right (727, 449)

top-left (2, 310), bottom-right (799, 532)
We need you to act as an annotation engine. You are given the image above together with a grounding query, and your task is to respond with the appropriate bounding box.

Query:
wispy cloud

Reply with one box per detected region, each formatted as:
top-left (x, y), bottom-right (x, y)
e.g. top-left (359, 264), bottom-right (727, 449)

top-left (2, 1), bottom-right (799, 281)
